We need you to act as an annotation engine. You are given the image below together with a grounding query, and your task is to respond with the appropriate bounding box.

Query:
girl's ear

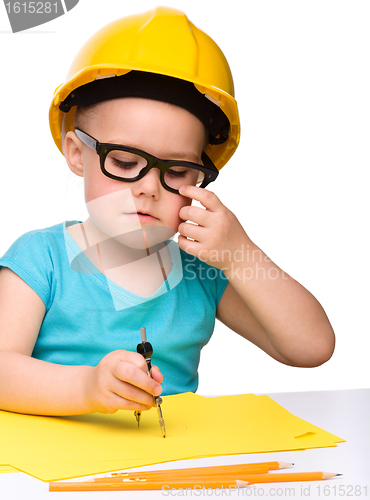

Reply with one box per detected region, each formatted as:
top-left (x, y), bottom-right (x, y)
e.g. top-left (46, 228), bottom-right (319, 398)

top-left (64, 131), bottom-right (84, 177)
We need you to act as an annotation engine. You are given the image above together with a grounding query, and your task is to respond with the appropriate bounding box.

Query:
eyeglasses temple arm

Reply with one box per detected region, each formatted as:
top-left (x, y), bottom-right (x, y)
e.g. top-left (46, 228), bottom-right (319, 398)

top-left (201, 152), bottom-right (219, 179)
top-left (75, 128), bottom-right (98, 152)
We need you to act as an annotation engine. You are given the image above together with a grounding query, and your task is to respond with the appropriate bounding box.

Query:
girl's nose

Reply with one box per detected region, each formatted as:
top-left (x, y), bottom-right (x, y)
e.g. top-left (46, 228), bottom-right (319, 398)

top-left (132, 166), bottom-right (162, 197)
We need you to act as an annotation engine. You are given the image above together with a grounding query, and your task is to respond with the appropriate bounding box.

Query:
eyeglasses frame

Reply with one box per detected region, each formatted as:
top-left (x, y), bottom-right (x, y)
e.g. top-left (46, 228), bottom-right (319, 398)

top-left (74, 128), bottom-right (219, 195)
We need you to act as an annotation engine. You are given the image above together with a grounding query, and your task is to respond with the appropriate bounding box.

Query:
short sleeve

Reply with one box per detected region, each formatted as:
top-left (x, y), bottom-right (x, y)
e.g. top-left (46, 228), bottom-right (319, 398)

top-left (215, 267), bottom-right (229, 306)
top-left (0, 230), bottom-right (54, 309)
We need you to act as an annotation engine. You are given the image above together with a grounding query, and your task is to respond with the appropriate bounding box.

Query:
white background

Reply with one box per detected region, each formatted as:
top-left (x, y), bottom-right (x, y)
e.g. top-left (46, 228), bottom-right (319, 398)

top-left (0, 0), bottom-right (369, 395)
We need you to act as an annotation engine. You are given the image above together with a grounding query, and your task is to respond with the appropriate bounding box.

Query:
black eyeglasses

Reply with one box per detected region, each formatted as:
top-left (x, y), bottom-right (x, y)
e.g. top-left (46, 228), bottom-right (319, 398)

top-left (74, 129), bottom-right (219, 195)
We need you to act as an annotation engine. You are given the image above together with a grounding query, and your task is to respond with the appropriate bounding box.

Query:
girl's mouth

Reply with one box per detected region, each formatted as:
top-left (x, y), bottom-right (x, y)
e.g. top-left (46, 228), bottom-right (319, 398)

top-left (126, 212), bottom-right (158, 221)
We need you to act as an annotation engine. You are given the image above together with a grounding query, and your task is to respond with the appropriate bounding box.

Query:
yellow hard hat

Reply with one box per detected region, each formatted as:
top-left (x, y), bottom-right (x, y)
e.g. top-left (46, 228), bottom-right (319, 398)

top-left (49, 6), bottom-right (240, 170)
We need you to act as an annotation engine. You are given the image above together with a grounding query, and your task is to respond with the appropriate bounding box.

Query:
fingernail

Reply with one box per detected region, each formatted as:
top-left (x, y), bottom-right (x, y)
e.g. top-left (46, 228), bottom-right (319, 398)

top-left (154, 385), bottom-right (162, 396)
top-left (179, 186), bottom-right (185, 194)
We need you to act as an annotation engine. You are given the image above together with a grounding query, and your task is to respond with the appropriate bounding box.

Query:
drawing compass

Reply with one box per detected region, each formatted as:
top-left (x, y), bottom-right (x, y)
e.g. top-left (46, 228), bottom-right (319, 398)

top-left (134, 327), bottom-right (166, 437)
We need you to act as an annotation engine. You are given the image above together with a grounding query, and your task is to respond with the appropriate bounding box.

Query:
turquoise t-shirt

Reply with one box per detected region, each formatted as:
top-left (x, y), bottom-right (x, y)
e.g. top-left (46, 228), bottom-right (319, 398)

top-left (0, 222), bottom-right (228, 396)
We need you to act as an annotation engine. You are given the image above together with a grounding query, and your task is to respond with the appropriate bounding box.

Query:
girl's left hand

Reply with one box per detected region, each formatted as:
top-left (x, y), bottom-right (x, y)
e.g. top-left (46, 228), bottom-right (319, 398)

top-left (177, 185), bottom-right (249, 271)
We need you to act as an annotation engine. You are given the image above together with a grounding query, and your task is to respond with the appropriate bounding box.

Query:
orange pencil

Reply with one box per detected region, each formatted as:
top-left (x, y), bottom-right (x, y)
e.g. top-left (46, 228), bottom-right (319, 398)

top-left (98, 460), bottom-right (292, 481)
top-left (95, 471), bottom-right (338, 485)
top-left (49, 472), bottom-right (340, 491)
top-left (95, 464), bottom-right (270, 481)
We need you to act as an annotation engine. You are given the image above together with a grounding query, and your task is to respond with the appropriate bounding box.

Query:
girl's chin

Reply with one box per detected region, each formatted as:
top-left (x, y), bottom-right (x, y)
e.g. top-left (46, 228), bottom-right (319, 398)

top-left (113, 225), bottom-right (176, 249)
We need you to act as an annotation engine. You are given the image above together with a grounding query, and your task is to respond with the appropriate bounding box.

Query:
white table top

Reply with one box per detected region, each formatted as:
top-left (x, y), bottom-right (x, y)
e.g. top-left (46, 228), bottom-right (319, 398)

top-left (1, 388), bottom-right (369, 500)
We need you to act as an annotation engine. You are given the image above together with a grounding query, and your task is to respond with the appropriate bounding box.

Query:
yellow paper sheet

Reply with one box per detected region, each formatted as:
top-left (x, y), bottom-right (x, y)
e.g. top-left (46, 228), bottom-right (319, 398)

top-left (0, 465), bottom-right (19, 473)
top-left (254, 395), bottom-right (345, 447)
top-left (0, 393), bottom-right (344, 481)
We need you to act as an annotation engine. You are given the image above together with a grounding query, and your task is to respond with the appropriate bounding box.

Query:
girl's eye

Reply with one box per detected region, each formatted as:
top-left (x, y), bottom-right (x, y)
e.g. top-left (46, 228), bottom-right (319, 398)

top-left (111, 159), bottom-right (137, 170)
top-left (166, 168), bottom-right (188, 178)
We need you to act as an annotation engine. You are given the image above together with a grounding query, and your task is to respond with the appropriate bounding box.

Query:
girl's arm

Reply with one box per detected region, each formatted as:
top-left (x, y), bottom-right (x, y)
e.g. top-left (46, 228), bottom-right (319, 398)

top-left (178, 185), bottom-right (335, 367)
top-left (0, 267), bottom-right (162, 416)
top-left (215, 265), bottom-right (335, 367)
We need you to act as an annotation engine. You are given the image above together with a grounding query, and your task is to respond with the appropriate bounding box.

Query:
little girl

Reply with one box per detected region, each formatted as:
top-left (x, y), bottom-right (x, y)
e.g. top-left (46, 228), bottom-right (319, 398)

top-left (0, 7), bottom-right (335, 417)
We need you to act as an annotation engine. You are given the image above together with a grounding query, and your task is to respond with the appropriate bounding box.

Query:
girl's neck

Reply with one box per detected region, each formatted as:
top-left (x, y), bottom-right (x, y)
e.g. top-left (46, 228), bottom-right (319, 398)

top-left (66, 219), bottom-right (173, 297)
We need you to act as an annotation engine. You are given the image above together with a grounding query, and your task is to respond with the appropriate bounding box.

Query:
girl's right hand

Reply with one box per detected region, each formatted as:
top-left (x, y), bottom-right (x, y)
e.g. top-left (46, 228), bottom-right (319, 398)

top-left (83, 350), bottom-right (163, 414)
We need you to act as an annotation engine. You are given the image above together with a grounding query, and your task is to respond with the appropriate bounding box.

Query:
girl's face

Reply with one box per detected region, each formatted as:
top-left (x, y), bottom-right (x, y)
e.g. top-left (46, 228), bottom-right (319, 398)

top-left (65, 97), bottom-right (206, 248)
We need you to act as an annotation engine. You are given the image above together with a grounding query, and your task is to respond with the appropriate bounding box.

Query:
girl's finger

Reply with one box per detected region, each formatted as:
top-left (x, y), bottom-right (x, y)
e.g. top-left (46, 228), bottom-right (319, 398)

top-left (150, 365), bottom-right (164, 383)
top-left (178, 221), bottom-right (204, 242)
top-left (113, 362), bottom-right (162, 397)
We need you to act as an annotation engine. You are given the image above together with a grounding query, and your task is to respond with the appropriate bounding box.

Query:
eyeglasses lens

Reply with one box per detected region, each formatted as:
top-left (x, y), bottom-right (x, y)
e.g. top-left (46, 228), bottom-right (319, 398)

top-left (105, 150), bottom-right (147, 179)
top-left (104, 150), bottom-right (205, 190)
top-left (163, 167), bottom-right (205, 190)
